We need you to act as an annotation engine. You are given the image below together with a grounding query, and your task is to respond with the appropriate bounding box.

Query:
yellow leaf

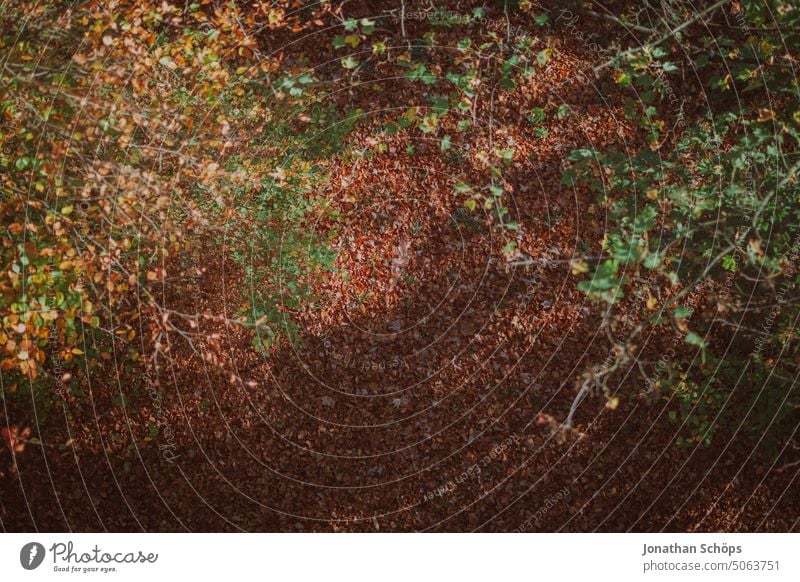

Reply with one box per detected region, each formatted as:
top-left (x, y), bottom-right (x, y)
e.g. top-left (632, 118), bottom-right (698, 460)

top-left (570, 260), bottom-right (589, 275)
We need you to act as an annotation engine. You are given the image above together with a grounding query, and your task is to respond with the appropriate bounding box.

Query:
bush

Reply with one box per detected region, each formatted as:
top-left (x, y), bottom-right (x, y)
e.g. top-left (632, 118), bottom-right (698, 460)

top-left (561, 0), bottom-right (800, 446)
top-left (0, 1), bottom-right (335, 404)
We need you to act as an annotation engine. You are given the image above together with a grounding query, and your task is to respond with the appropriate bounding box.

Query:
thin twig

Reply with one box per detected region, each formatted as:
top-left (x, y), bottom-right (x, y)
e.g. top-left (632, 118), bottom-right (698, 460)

top-left (594, 0), bottom-right (728, 74)
top-left (580, 9), bottom-right (658, 35)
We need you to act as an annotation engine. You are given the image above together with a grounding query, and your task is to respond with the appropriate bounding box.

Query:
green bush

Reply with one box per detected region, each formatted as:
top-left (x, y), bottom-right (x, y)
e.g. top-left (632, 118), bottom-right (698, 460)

top-left (562, 0), bottom-right (800, 446)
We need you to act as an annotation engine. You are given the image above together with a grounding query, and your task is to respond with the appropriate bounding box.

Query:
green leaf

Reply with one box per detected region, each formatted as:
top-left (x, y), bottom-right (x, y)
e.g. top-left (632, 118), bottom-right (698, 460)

top-left (722, 255), bottom-right (737, 271)
top-left (537, 48), bottom-right (552, 66)
top-left (685, 332), bottom-right (707, 348)
top-left (643, 252), bottom-right (662, 269)
top-left (632, 206), bottom-right (657, 234)
top-left (527, 107), bottom-right (546, 124)
top-left (360, 18), bottom-right (375, 34)
top-left (341, 56), bottom-right (359, 69)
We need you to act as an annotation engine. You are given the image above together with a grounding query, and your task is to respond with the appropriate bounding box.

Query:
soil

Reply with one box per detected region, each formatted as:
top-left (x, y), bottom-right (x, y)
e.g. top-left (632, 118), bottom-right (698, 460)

top-left (2, 1), bottom-right (798, 532)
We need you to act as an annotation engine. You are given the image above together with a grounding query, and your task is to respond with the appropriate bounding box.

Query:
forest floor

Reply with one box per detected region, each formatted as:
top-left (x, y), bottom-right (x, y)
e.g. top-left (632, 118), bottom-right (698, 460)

top-left (2, 1), bottom-right (799, 532)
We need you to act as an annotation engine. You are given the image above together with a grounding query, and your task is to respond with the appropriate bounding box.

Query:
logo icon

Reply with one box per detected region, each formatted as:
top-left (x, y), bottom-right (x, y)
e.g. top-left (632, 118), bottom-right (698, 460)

top-left (20, 542), bottom-right (46, 570)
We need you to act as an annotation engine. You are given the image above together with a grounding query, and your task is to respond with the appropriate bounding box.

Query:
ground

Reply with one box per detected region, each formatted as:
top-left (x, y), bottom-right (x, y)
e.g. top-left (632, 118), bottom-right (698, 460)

top-left (2, 1), bottom-right (798, 532)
